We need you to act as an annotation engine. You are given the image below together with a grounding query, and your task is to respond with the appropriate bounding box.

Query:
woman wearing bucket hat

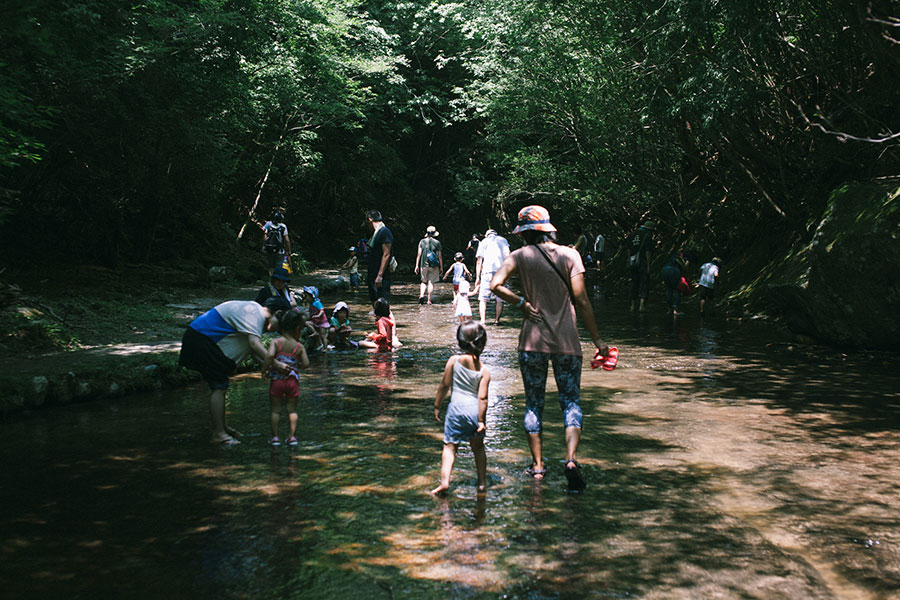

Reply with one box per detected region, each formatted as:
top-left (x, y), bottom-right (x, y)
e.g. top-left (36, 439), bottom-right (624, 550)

top-left (491, 205), bottom-right (609, 490)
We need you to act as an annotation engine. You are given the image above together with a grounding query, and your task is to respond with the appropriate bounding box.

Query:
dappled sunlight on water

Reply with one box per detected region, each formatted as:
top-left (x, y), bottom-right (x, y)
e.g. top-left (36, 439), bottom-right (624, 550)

top-left (2, 277), bottom-right (900, 598)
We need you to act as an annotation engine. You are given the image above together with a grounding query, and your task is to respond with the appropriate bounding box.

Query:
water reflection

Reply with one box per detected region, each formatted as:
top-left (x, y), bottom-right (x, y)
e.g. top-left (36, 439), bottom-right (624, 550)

top-left (2, 278), bottom-right (900, 598)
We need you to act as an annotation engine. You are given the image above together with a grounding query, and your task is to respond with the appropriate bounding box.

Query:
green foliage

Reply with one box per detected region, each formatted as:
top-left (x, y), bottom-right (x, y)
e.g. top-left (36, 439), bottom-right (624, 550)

top-left (1, 308), bottom-right (80, 354)
top-left (0, 0), bottom-right (897, 268)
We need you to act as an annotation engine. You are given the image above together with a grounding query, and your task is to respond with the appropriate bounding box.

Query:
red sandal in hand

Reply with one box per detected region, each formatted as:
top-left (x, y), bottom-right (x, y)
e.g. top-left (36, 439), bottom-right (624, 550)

top-left (592, 347), bottom-right (619, 370)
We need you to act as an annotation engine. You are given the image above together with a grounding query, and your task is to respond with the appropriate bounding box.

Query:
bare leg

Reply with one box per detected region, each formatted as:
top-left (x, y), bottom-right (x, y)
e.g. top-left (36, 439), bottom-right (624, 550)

top-left (419, 281), bottom-right (427, 301)
top-left (430, 443), bottom-right (457, 495)
top-left (471, 436), bottom-right (487, 491)
top-left (426, 281), bottom-right (434, 304)
top-left (564, 426), bottom-right (581, 464)
top-left (493, 299), bottom-right (503, 325)
top-left (286, 398), bottom-right (298, 438)
top-left (209, 389), bottom-right (235, 443)
top-left (270, 396), bottom-right (282, 438)
top-left (527, 432), bottom-right (544, 478)
top-left (479, 300), bottom-right (487, 324)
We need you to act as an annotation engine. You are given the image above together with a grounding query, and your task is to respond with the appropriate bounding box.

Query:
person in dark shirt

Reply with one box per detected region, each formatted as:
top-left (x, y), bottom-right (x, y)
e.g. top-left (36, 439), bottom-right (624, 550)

top-left (366, 210), bottom-right (394, 302)
top-left (629, 221), bottom-right (655, 312)
top-left (254, 267), bottom-right (296, 308)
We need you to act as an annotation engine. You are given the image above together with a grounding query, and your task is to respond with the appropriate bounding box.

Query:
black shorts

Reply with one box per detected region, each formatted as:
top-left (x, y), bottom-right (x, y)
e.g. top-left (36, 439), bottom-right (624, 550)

top-left (179, 327), bottom-right (236, 390)
top-left (699, 285), bottom-right (714, 301)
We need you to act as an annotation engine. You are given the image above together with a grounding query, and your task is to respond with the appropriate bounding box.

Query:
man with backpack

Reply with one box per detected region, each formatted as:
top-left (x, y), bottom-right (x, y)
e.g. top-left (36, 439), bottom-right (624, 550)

top-left (262, 209), bottom-right (291, 278)
top-left (415, 225), bottom-right (443, 305)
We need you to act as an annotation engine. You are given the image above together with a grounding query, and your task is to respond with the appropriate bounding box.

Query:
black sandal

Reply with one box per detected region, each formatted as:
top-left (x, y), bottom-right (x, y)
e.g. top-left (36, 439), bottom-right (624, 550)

top-left (524, 465), bottom-right (547, 479)
top-left (564, 460), bottom-right (585, 491)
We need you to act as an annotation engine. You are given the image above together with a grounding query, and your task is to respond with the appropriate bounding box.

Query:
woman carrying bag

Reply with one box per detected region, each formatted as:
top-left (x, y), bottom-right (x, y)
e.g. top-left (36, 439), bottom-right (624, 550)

top-left (490, 206), bottom-right (610, 490)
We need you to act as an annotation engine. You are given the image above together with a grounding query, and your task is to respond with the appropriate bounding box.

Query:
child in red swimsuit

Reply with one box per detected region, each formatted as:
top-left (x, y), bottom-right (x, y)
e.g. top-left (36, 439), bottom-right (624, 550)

top-left (262, 311), bottom-right (310, 446)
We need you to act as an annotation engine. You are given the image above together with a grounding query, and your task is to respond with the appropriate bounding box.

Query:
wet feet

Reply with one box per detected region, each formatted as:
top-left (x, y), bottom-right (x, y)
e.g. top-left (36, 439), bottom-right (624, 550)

top-left (524, 465), bottom-right (546, 480)
top-left (430, 483), bottom-right (449, 496)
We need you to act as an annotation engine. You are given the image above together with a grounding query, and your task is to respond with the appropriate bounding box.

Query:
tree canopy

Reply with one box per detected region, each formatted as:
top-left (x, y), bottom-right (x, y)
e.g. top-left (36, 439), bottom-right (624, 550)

top-left (1, 0), bottom-right (897, 266)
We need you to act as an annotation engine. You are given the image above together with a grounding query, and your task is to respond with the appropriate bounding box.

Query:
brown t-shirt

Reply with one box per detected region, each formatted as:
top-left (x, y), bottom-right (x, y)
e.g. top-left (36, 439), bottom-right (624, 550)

top-left (509, 243), bottom-right (585, 356)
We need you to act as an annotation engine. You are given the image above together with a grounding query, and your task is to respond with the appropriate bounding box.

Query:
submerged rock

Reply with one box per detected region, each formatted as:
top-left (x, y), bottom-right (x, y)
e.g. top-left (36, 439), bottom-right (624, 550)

top-left (30, 376), bottom-right (49, 407)
top-left (767, 181), bottom-right (900, 350)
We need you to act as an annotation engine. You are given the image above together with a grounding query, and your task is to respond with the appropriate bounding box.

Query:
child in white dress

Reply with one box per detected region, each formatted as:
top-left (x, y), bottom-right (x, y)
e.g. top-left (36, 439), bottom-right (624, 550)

top-left (430, 321), bottom-right (491, 495)
top-left (454, 279), bottom-right (475, 322)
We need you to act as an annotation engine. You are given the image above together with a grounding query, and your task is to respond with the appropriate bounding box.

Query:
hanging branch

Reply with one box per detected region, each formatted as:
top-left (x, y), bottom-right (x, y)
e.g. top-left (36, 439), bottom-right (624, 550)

top-left (236, 111), bottom-right (298, 241)
top-left (794, 101), bottom-right (900, 145)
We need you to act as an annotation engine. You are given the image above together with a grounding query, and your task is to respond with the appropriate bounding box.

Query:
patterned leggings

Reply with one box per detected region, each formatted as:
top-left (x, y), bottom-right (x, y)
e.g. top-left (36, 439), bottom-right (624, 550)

top-left (518, 351), bottom-right (583, 434)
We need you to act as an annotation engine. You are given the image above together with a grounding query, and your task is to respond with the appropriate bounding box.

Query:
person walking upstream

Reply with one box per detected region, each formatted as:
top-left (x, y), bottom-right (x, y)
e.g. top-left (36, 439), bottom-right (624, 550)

top-left (491, 205), bottom-right (609, 491)
top-left (474, 228), bottom-right (510, 325)
top-left (415, 225), bottom-right (443, 305)
top-left (628, 220), bottom-right (655, 312)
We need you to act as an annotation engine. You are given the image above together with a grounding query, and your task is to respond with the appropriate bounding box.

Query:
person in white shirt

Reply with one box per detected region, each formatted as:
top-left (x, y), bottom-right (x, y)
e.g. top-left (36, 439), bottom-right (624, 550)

top-left (474, 228), bottom-right (510, 325)
top-left (698, 258), bottom-right (721, 316)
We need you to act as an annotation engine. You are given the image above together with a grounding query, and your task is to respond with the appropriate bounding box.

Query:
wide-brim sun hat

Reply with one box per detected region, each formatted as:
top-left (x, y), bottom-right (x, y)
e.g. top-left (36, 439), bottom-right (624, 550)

top-left (426, 225), bottom-right (439, 237)
top-left (271, 267), bottom-right (291, 282)
top-left (512, 205), bottom-right (557, 234)
top-left (332, 301), bottom-right (350, 316)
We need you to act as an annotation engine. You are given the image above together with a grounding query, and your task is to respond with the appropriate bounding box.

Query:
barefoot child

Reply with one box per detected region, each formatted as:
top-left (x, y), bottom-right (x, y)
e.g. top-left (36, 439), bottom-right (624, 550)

top-left (430, 321), bottom-right (491, 495)
top-left (262, 310), bottom-right (310, 446)
top-left (357, 298), bottom-right (398, 351)
top-left (454, 279), bottom-right (475, 322)
top-left (443, 252), bottom-right (472, 296)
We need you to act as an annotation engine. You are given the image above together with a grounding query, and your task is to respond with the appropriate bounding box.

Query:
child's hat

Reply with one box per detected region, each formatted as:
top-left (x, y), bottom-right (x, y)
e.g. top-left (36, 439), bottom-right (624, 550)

top-left (348, 246), bottom-right (357, 252)
top-left (454, 252), bottom-right (464, 260)
top-left (302, 285), bottom-right (319, 298)
top-left (332, 301), bottom-right (350, 316)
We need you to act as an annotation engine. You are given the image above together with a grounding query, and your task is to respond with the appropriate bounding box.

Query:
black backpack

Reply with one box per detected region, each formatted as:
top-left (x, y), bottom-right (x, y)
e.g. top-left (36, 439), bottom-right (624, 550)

top-left (264, 224), bottom-right (285, 253)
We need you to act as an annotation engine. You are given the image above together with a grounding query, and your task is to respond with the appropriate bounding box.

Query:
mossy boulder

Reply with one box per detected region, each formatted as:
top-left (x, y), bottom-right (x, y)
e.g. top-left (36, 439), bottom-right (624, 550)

top-left (764, 181), bottom-right (900, 349)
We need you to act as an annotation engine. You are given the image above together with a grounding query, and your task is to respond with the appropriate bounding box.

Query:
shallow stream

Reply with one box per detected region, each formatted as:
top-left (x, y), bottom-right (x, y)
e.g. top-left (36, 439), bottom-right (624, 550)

top-left (3, 278), bottom-right (900, 599)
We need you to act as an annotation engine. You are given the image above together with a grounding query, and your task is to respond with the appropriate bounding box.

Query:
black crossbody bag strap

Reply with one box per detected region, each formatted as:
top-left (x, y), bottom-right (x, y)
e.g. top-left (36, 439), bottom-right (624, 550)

top-left (534, 244), bottom-right (575, 305)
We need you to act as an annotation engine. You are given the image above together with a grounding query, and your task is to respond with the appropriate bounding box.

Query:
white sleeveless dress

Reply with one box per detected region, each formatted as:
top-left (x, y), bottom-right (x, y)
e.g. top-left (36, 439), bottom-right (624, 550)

top-left (442, 361), bottom-right (484, 444)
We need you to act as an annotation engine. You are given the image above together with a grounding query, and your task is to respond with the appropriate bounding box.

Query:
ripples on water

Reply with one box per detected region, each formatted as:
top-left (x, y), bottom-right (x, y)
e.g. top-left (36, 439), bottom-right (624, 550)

top-left (2, 278), bottom-right (900, 599)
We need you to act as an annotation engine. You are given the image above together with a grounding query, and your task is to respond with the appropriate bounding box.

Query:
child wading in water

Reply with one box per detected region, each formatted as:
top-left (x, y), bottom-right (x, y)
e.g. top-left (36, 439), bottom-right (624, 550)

top-left (443, 252), bottom-right (472, 302)
top-left (454, 279), bottom-right (475, 322)
top-left (358, 298), bottom-right (399, 351)
top-left (430, 321), bottom-right (491, 495)
top-left (262, 310), bottom-right (310, 446)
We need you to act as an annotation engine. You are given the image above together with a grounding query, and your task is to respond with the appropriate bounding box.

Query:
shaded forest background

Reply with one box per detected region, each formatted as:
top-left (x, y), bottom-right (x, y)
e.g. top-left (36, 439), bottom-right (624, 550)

top-left (1, 0), bottom-right (898, 270)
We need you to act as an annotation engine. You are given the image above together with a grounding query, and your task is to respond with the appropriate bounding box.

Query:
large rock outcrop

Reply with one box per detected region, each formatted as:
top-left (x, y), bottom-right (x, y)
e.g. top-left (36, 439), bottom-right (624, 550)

top-left (765, 180), bottom-right (900, 350)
